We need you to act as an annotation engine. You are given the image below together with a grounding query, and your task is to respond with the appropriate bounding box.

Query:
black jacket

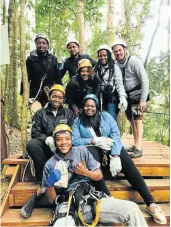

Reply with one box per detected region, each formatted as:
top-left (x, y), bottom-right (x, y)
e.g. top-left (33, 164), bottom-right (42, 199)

top-left (65, 74), bottom-right (100, 111)
top-left (21, 50), bottom-right (62, 105)
top-left (60, 54), bottom-right (96, 79)
top-left (31, 104), bottom-right (75, 142)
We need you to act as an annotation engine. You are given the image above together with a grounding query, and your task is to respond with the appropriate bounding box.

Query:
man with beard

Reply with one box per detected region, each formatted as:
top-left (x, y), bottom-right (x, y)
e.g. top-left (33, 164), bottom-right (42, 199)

top-left (60, 39), bottom-right (96, 79)
top-left (112, 40), bottom-right (149, 158)
top-left (20, 33), bottom-right (62, 107)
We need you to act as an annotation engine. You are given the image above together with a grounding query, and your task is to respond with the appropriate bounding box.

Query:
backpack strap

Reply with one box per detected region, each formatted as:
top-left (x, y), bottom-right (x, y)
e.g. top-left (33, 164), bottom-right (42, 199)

top-left (121, 55), bottom-right (131, 83)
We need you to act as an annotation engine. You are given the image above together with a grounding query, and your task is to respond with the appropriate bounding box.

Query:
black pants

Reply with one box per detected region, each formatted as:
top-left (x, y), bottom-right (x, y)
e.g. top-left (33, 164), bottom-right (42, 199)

top-left (27, 139), bottom-right (54, 182)
top-left (87, 146), bottom-right (154, 206)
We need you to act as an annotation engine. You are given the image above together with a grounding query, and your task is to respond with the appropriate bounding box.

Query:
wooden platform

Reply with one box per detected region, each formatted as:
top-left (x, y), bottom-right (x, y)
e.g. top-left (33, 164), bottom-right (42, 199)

top-left (0, 137), bottom-right (170, 226)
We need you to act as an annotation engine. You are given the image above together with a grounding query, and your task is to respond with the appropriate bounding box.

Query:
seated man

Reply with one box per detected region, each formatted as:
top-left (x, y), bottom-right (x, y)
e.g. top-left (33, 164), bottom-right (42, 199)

top-left (42, 124), bottom-right (148, 227)
top-left (20, 84), bottom-right (74, 218)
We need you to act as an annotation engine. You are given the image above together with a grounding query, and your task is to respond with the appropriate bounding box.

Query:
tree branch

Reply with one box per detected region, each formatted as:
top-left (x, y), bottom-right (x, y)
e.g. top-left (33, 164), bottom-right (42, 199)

top-left (144, 0), bottom-right (163, 68)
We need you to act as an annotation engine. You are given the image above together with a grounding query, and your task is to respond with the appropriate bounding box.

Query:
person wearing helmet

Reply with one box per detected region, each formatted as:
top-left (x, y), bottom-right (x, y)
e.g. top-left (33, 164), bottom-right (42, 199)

top-left (20, 33), bottom-right (62, 107)
top-left (60, 39), bottom-right (96, 79)
top-left (94, 44), bottom-right (127, 120)
top-left (112, 40), bottom-right (149, 158)
top-left (41, 123), bottom-right (148, 227)
top-left (65, 59), bottom-right (100, 116)
top-left (20, 84), bottom-right (75, 219)
top-left (72, 94), bottom-right (167, 226)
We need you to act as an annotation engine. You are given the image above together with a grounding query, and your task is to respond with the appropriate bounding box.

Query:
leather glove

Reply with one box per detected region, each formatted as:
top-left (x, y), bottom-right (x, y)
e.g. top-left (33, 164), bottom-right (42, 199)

top-left (109, 155), bottom-right (122, 177)
top-left (72, 104), bottom-right (80, 117)
top-left (45, 136), bottom-right (56, 153)
top-left (46, 168), bottom-right (61, 187)
top-left (93, 137), bottom-right (113, 150)
top-left (118, 96), bottom-right (128, 112)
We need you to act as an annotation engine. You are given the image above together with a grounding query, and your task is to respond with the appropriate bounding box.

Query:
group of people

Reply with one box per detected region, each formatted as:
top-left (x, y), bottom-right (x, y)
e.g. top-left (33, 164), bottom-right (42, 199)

top-left (19, 33), bottom-right (167, 226)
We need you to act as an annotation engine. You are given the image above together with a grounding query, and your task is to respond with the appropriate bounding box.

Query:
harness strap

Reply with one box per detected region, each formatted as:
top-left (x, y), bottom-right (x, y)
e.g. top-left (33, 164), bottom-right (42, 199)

top-left (78, 200), bottom-right (101, 227)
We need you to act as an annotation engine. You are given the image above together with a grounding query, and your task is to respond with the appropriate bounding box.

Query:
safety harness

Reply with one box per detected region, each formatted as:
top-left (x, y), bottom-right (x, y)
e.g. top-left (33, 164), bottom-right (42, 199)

top-left (50, 180), bottom-right (107, 226)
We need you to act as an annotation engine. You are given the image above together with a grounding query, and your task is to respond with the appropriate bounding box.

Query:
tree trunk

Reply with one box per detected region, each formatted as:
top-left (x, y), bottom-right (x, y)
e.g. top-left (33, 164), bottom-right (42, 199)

top-left (167, 0), bottom-right (170, 146)
top-left (1, 99), bottom-right (8, 161)
top-left (2, 0), bottom-right (6, 24)
top-left (144, 0), bottom-right (163, 68)
top-left (123, 0), bottom-right (131, 47)
top-left (76, 0), bottom-right (86, 54)
top-left (4, 0), bottom-right (13, 123)
top-left (106, 0), bottom-right (115, 45)
top-left (48, 0), bottom-right (52, 50)
top-left (11, 0), bottom-right (19, 126)
top-left (20, 0), bottom-right (29, 153)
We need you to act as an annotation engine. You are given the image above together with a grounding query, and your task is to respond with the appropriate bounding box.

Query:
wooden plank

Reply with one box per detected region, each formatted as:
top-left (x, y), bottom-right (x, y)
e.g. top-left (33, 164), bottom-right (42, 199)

top-left (128, 167), bottom-right (169, 176)
top-left (12, 179), bottom-right (170, 194)
top-left (133, 159), bottom-right (170, 167)
top-left (140, 203), bottom-right (170, 226)
top-left (11, 182), bottom-right (39, 194)
top-left (0, 204), bottom-right (169, 226)
top-left (8, 194), bottom-right (14, 207)
top-left (10, 179), bottom-right (170, 206)
top-left (4, 166), bottom-right (16, 178)
top-left (111, 190), bottom-right (170, 202)
top-left (2, 159), bottom-right (29, 165)
top-left (10, 193), bottom-right (50, 207)
top-left (0, 165), bottom-right (20, 217)
top-left (106, 179), bottom-right (170, 191)
top-left (0, 208), bottom-right (53, 226)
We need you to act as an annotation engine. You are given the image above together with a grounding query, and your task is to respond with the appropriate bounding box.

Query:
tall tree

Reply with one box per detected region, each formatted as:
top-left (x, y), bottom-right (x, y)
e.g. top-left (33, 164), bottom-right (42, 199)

top-left (20, 0), bottom-right (29, 152)
top-left (2, 0), bottom-right (6, 24)
top-left (4, 0), bottom-right (14, 122)
top-left (119, 0), bottom-right (151, 53)
top-left (10, 0), bottom-right (19, 126)
top-left (106, 0), bottom-right (115, 45)
top-left (76, 0), bottom-right (86, 53)
top-left (144, 0), bottom-right (163, 68)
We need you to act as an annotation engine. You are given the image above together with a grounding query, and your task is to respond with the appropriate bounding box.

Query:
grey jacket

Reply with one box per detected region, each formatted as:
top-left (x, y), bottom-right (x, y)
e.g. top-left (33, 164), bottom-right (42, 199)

top-left (98, 64), bottom-right (127, 99)
top-left (116, 54), bottom-right (149, 101)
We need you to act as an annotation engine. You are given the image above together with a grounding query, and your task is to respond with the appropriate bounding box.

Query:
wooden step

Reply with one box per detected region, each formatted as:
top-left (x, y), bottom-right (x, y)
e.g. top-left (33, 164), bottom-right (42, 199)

top-left (0, 208), bottom-right (53, 226)
top-left (2, 158), bottom-right (29, 165)
top-left (107, 179), bottom-right (170, 202)
top-left (4, 166), bottom-right (17, 178)
top-left (9, 179), bottom-right (170, 207)
top-left (9, 182), bottom-right (50, 207)
top-left (1, 204), bottom-right (170, 226)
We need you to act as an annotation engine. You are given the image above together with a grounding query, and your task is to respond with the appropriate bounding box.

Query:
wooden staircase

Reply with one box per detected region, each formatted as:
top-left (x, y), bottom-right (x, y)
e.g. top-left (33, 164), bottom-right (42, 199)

top-left (0, 137), bottom-right (170, 226)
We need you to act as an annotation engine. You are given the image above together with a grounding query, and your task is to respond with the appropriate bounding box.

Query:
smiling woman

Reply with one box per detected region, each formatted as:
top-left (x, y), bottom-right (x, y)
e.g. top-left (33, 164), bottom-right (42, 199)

top-left (65, 59), bottom-right (101, 116)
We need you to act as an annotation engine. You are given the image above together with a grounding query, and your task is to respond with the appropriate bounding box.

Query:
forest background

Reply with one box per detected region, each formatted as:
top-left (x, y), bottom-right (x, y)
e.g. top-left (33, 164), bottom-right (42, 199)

top-left (0, 0), bottom-right (170, 153)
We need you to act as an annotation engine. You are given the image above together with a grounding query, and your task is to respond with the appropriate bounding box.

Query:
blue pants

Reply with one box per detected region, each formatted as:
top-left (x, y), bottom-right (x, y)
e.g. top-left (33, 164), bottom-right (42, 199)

top-left (106, 103), bottom-right (119, 121)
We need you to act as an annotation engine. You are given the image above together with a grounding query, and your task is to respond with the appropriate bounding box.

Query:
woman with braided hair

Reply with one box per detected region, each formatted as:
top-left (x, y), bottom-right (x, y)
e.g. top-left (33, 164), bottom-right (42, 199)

top-left (94, 44), bottom-right (127, 120)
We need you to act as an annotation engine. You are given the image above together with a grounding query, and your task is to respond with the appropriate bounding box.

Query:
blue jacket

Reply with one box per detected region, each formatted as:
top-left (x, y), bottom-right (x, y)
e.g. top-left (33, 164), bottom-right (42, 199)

top-left (72, 111), bottom-right (123, 155)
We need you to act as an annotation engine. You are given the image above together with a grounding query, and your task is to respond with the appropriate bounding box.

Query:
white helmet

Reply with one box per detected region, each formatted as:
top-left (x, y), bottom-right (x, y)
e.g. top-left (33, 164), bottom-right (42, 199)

top-left (111, 39), bottom-right (127, 50)
top-left (35, 33), bottom-right (49, 45)
top-left (66, 39), bottom-right (79, 48)
top-left (97, 44), bottom-right (112, 54)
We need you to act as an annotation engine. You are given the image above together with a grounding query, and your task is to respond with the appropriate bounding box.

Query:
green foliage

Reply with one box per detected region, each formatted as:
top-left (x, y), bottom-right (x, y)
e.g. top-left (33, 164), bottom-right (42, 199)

top-left (34, 0), bottom-right (104, 59)
top-left (87, 28), bottom-right (107, 59)
top-left (117, 0), bottom-right (151, 54)
top-left (144, 52), bottom-right (170, 145)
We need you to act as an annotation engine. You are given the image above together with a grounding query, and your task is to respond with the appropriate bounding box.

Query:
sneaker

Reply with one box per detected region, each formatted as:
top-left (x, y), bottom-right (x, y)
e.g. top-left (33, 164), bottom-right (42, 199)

top-left (126, 145), bottom-right (137, 152)
top-left (20, 193), bottom-right (37, 219)
top-left (146, 203), bottom-right (167, 224)
top-left (130, 148), bottom-right (143, 158)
